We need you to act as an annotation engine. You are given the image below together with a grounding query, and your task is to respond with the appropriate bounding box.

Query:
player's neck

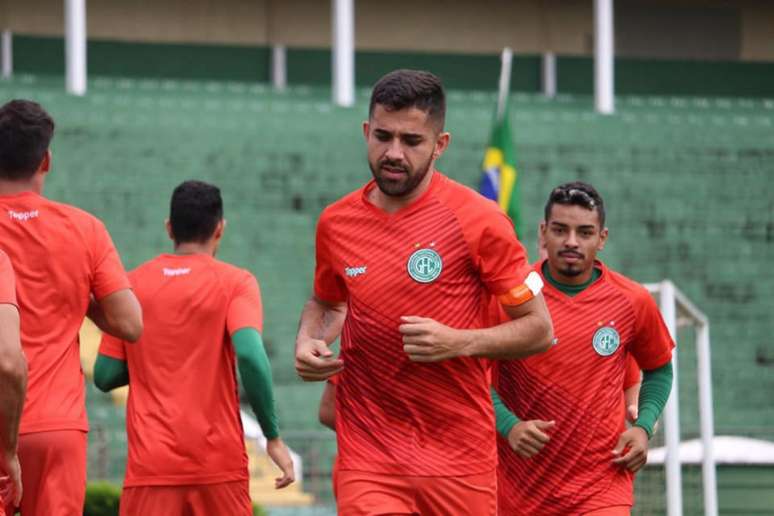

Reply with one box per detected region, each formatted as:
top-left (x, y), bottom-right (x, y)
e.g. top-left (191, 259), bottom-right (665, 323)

top-left (0, 178), bottom-right (42, 196)
top-left (173, 241), bottom-right (216, 257)
top-left (370, 170), bottom-right (435, 214)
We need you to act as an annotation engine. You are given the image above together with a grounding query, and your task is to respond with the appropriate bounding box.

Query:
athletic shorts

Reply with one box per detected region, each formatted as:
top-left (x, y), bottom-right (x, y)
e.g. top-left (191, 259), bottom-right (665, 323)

top-left (337, 469), bottom-right (496, 516)
top-left (11, 430), bottom-right (87, 516)
top-left (120, 480), bottom-right (252, 516)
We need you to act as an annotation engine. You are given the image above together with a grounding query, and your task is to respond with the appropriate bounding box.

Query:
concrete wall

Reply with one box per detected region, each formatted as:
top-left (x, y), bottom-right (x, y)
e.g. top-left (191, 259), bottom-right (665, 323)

top-left (1, 0), bottom-right (772, 60)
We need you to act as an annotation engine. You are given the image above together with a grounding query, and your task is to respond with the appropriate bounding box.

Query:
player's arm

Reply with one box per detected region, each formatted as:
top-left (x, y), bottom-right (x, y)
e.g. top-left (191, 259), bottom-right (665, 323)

top-left (400, 289), bottom-right (553, 362)
top-left (232, 327), bottom-right (295, 489)
top-left (0, 304), bottom-right (27, 507)
top-left (318, 381), bottom-right (336, 431)
top-left (491, 387), bottom-right (554, 459)
top-left (87, 289), bottom-right (143, 342)
top-left (93, 354), bottom-right (129, 392)
top-left (623, 356), bottom-right (642, 423)
top-left (294, 296), bottom-right (346, 381)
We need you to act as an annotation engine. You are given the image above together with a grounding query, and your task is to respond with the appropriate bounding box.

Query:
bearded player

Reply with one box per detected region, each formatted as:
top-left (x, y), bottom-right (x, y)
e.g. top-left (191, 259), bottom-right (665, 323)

top-left (294, 69), bottom-right (553, 515)
top-left (493, 181), bottom-right (674, 515)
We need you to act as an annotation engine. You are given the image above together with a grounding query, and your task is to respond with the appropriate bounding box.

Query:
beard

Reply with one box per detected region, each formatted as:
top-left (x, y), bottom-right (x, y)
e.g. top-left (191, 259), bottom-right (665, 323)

top-left (369, 152), bottom-right (434, 198)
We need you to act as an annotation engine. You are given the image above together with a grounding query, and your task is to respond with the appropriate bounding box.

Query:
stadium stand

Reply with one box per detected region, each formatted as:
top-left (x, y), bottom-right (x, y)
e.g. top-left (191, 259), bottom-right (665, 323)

top-left (3, 73), bottom-right (772, 513)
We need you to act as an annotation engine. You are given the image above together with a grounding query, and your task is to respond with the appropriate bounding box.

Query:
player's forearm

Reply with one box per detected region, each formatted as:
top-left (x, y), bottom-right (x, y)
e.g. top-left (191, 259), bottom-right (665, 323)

top-left (635, 362), bottom-right (673, 438)
top-left (234, 328), bottom-right (280, 439)
top-left (0, 309), bottom-right (27, 455)
top-left (93, 353), bottom-right (130, 392)
top-left (296, 296), bottom-right (347, 346)
top-left (491, 387), bottom-right (520, 438)
top-left (462, 300), bottom-right (553, 359)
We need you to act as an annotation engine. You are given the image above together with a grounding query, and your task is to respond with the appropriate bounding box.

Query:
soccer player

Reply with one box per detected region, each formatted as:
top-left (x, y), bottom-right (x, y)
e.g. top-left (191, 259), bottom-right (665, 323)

top-left (94, 180), bottom-right (294, 515)
top-left (294, 69), bottom-right (554, 515)
top-left (493, 181), bottom-right (674, 515)
top-left (0, 100), bottom-right (142, 516)
top-left (0, 250), bottom-right (27, 516)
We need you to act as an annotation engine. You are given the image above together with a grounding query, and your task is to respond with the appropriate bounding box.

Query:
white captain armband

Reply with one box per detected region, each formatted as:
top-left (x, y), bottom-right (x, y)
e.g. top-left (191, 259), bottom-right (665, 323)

top-left (497, 271), bottom-right (544, 307)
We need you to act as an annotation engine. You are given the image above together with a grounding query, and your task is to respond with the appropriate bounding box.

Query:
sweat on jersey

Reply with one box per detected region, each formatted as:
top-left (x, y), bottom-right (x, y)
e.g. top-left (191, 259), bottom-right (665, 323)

top-left (495, 259), bottom-right (674, 515)
top-left (99, 253), bottom-right (263, 487)
top-left (314, 171), bottom-right (532, 477)
top-left (0, 191), bottom-right (130, 434)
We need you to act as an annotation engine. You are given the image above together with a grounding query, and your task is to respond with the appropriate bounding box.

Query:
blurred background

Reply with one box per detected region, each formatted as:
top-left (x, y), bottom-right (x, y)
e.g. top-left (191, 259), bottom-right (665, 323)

top-left (1, 1), bottom-right (773, 515)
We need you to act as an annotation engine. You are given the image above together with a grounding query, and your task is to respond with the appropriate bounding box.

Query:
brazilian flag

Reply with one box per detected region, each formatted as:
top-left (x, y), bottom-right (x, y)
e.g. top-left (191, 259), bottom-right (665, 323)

top-left (478, 105), bottom-right (521, 237)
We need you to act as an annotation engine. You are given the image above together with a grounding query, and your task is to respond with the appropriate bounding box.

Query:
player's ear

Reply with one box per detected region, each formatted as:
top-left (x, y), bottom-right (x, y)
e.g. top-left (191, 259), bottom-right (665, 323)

top-left (433, 131), bottom-right (450, 161)
top-left (214, 219), bottom-right (225, 240)
top-left (165, 220), bottom-right (174, 242)
top-left (362, 120), bottom-right (370, 140)
top-left (38, 150), bottom-right (51, 174)
top-left (598, 226), bottom-right (609, 251)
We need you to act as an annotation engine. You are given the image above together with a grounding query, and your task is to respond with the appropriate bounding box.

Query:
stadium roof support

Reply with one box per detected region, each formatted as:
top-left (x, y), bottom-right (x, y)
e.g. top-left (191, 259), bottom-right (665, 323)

top-left (332, 0), bottom-right (355, 107)
top-left (594, 0), bottom-right (614, 114)
top-left (65, 0), bottom-right (87, 96)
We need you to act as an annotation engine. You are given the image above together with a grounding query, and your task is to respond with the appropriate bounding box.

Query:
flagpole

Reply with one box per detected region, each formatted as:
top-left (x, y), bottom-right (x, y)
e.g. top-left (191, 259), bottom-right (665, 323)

top-left (496, 47), bottom-right (513, 121)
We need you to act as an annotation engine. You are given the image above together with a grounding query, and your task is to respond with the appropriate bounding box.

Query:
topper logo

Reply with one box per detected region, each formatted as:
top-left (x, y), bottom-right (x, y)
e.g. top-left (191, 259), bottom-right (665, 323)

top-left (8, 210), bottom-right (40, 222)
top-left (345, 266), bottom-right (367, 278)
top-left (163, 267), bottom-right (191, 277)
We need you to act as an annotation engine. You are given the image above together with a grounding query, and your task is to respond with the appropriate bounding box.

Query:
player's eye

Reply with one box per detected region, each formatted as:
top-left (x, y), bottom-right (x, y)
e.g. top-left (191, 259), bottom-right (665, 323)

top-left (403, 137), bottom-right (422, 146)
top-left (375, 132), bottom-right (391, 142)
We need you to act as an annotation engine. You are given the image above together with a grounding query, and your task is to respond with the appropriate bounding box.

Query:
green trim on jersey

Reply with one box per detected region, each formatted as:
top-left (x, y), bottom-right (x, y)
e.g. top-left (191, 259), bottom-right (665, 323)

top-left (233, 328), bottom-right (280, 440)
top-left (542, 260), bottom-right (602, 297)
top-left (94, 354), bottom-right (129, 392)
top-left (491, 387), bottom-right (520, 439)
top-left (634, 362), bottom-right (673, 438)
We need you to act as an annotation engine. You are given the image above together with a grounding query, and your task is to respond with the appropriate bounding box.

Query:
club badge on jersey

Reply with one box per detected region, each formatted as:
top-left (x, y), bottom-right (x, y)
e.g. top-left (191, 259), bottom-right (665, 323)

top-left (407, 247), bottom-right (443, 283)
top-left (592, 325), bottom-right (621, 356)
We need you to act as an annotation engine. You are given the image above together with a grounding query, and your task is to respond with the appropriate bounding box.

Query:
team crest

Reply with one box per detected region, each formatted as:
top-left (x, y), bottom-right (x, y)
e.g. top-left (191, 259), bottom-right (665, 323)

top-left (407, 248), bottom-right (443, 283)
top-left (592, 326), bottom-right (620, 356)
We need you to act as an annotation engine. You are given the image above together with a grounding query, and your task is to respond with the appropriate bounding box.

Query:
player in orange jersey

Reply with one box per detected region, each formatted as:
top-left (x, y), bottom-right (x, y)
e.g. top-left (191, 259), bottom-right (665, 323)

top-left (94, 180), bottom-right (294, 516)
top-left (493, 182), bottom-right (674, 515)
top-left (295, 69), bottom-right (554, 515)
top-left (0, 100), bottom-right (143, 516)
top-left (0, 250), bottom-right (27, 516)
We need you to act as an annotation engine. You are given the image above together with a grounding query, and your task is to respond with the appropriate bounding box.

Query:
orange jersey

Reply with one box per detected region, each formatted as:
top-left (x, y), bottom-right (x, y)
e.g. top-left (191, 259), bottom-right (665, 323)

top-left (0, 250), bottom-right (16, 306)
top-left (99, 253), bottom-right (262, 487)
top-left (315, 172), bottom-right (531, 476)
top-left (0, 191), bottom-right (130, 434)
top-left (495, 260), bottom-right (673, 515)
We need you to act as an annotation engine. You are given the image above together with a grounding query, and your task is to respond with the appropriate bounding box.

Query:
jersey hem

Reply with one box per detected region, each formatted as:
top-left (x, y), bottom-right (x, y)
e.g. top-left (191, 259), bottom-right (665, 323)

top-left (20, 421), bottom-right (89, 434)
top-left (337, 458), bottom-right (496, 477)
top-left (123, 469), bottom-right (248, 487)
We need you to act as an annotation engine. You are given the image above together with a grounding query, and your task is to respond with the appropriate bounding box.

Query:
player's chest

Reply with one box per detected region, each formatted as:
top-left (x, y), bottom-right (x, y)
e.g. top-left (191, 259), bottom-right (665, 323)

top-left (544, 292), bottom-right (637, 362)
top-left (327, 216), bottom-right (475, 297)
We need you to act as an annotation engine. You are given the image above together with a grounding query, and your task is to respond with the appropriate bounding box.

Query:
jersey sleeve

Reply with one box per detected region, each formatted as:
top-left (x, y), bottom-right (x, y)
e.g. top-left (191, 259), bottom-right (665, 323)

top-left (90, 219), bottom-right (131, 300)
top-left (629, 290), bottom-right (675, 371)
top-left (469, 209), bottom-right (532, 296)
top-left (623, 354), bottom-right (641, 390)
top-left (226, 271), bottom-right (264, 334)
top-left (0, 251), bottom-right (17, 306)
top-left (99, 332), bottom-right (127, 361)
top-left (313, 211), bottom-right (348, 303)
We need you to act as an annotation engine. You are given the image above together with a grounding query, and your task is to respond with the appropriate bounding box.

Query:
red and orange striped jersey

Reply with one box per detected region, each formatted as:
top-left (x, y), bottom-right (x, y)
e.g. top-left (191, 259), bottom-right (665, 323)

top-left (495, 259), bottom-right (673, 515)
top-left (314, 171), bottom-right (531, 476)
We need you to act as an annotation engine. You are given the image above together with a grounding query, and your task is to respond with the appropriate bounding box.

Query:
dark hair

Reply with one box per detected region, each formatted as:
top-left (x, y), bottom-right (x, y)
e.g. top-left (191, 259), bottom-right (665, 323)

top-left (169, 180), bottom-right (223, 244)
top-left (0, 99), bottom-right (55, 180)
top-left (369, 69), bottom-right (446, 129)
top-left (544, 181), bottom-right (606, 227)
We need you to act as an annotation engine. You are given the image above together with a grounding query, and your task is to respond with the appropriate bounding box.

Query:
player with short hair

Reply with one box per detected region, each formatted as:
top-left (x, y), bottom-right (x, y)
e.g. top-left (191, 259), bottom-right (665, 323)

top-left (0, 250), bottom-right (27, 516)
top-left (493, 181), bottom-right (674, 515)
top-left (295, 69), bottom-right (554, 515)
top-left (95, 180), bottom-right (294, 515)
top-left (0, 99), bottom-right (142, 516)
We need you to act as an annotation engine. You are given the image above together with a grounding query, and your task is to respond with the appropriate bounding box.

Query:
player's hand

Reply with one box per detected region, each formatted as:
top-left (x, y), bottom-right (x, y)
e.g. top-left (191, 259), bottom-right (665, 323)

top-left (612, 426), bottom-right (649, 472)
top-left (295, 338), bottom-right (343, 381)
top-left (0, 451), bottom-right (22, 506)
top-left (399, 316), bottom-right (468, 362)
top-left (266, 438), bottom-right (295, 489)
top-left (507, 420), bottom-right (555, 458)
